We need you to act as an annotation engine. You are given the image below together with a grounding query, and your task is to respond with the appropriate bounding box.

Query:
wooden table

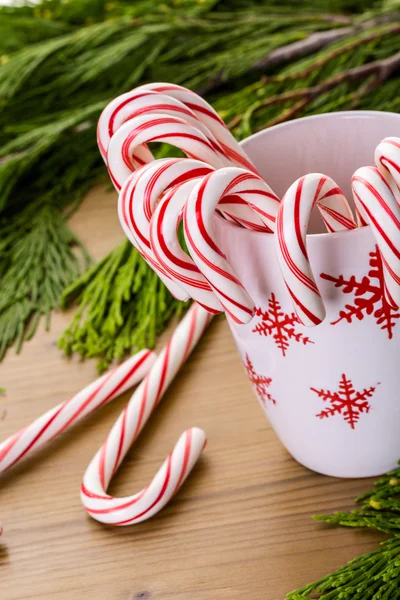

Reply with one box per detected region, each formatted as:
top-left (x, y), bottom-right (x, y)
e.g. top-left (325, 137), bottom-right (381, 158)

top-left (0, 187), bottom-right (383, 599)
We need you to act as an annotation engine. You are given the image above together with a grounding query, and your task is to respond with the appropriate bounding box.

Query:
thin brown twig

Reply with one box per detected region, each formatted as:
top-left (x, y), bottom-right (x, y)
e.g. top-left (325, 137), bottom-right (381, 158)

top-left (196, 13), bottom-right (400, 95)
top-left (255, 50), bottom-right (400, 130)
top-left (262, 23), bottom-right (400, 84)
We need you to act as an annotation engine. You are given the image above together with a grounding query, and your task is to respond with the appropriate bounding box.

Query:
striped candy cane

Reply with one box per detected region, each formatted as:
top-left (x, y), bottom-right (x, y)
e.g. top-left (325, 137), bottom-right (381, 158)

top-left (150, 178), bottom-right (223, 313)
top-left (97, 89), bottom-right (231, 166)
top-left (136, 82), bottom-right (258, 174)
top-left (107, 113), bottom-right (226, 191)
top-left (275, 173), bottom-right (357, 327)
top-left (0, 350), bottom-right (156, 475)
top-left (183, 168), bottom-right (281, 323)
top-left (81, 303), bottom-right (211, 526)
top-left (375, 137), bottom-right (400, 202)
top-left (118, 158), bottom-right (215, 302)
top-left (100, 85), bottom-right (276, 232)
top-left (352, 166), bottom-right (400, 309)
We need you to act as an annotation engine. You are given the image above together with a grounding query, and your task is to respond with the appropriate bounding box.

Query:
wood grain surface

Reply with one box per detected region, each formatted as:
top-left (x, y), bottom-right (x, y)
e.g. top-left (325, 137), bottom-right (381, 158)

top-left (0, 187), bottom-right (384, 600)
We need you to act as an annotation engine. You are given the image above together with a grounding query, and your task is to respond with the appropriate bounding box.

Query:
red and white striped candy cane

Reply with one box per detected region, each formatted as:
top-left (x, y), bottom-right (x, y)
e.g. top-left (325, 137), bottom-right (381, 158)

top-left (375, 137), bottom-right (400, 201)
top-left (107, 113), bottom-right (226, 191)
top-left (97, 89), bottom-right (231, 166)
top-left (0, 350), bottom-right (156, 476)
top-left (182, 167), bottom-right (280, 323)
top-left (275, 173), bottom-right (357, 327)
top-left (150, 178), bottom-right (223, 313)
top-left (136, 82), bottom-right (258, 174)
top-left (352, 166), bottom-right (400, 309)
top-left (101, 86), bottom-right (275, 231)
top-left (81, 303), bottom-right (211, 526)
top-left (118, 157), bottom-right (215, 302)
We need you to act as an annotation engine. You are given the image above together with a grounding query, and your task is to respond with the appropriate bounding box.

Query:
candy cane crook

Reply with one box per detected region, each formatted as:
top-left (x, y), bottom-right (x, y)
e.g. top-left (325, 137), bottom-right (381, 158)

top-left (118, 158), bottom-right (215, 301)
top-left (352, 166), bottom-right (400, 309)
top-left (97, 89), bottom-right (231, 166)
top-left (81, 303), bottom-right (211, 526)
top-left (375, 137), bottom-right (400, 202)
top-left (136, 82), bottom-right (259, 174)
top-left (0, 350), bottom-right (156, 476)
top-left (275, 173), bottom-right (357, 327)
top-left (107, 113), bottom-right (226, 191)
top-left (150, 166), bottom-right (276, 313)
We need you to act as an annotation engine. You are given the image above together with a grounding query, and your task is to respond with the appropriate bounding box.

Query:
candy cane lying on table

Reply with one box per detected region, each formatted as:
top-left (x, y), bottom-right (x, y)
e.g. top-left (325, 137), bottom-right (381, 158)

top-left (275, 173), bottom-right (358, 327)
top-left (352, 166), bottom-right (400, 309)
top-left (81, 303), bottom-right (212, 526)
top-left (0, 350), bottom-right (156, 475)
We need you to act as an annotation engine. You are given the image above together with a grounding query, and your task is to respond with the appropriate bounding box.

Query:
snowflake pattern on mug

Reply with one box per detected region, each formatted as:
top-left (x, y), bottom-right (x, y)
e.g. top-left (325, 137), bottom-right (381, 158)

top-left (321, 246), bottom-right (400, 339)
top-left (311, 373), bottom-right (379, 430)
top-left (243, 353), bottom-right (276, 407)
top-left (252, 292), bottom-right (314, 356)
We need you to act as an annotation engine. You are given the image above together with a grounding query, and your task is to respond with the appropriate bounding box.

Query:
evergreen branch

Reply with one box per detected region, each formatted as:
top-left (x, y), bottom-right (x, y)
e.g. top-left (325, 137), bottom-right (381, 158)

top-left (58, 239), bottom-right (188, 372)
top-left (286, 538), bottom-right (400, 600)
top-left (0, 203), bottom-right (90, 359)
top-left (197, 14), bottom-right (400, 95)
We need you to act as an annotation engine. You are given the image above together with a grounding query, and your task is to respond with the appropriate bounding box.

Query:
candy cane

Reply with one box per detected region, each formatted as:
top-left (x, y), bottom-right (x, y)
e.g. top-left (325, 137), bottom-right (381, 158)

top-left (118, 157), bottom-right (215, 302)
top-left (97, 89), bottom-right (231, 166)
top-left (182, 167), bottom-right (281, 323)
top-left (81, 303), bottom-right (211, 526)
top-left (275, 173), bottom-right (357, 327)
top-left (0, 350), bottom-right (156, 476)
top-left (101, 87), bottom-right (276, 231)
top-left (352, 166), bottom-right (400, 309)
top-left (107, 113), bottom-right (226, 191)
top-left (375, 137), bottom-right (400, 202)
top-left (135, 83), bottom-right (258, 174)
top-left (150, 168), bottom-right (276, 313)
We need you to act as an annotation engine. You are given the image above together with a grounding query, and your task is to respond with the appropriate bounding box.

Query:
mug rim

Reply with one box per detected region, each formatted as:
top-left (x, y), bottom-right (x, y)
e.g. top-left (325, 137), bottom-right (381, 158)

top-left (239, 109), bottom-right (400, 149)
top-left (237, 110), bottom-right (400, 240)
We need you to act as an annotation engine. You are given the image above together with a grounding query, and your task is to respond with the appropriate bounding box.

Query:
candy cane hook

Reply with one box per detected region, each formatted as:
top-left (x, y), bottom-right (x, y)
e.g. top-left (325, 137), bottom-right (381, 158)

top-left (81, 303), bottom-right (212, 526)
top-left (275, 173), bottom-right (357, 327)
top-left (352, 165), bottom-right (400, 309)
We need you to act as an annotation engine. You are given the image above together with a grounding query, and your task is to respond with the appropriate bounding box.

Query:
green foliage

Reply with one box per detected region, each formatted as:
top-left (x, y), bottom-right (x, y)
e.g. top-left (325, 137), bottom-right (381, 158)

top-left (287, 538), bottom-right (400, 599)
top-left (315, 461), bottom-right (400, 536)
top-left (0, 202), bottom-right (90, 359)
top-left (59, 239), bottom-right (187, 372)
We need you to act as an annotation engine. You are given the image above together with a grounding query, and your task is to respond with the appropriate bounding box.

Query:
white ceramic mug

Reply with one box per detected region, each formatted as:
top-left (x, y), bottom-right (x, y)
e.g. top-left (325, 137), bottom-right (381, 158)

top-left (214, 111), bottom-right (400, 478)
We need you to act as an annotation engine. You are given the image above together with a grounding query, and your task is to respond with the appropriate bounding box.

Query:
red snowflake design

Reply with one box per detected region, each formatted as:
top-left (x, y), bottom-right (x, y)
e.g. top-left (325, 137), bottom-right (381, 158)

top-left (311, 373), bottom-right (378, 429)
top-left (243, 353), bottom-right (276, 406)
top-left (321, 246), bottom-right (400, 339)
top-left (252, 292), bottom-right (314, 356)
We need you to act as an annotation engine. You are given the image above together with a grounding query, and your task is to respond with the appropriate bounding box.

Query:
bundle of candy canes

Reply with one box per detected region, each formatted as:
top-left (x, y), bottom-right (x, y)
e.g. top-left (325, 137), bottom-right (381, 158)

top-left (1, 84), bottom-right (400, 535)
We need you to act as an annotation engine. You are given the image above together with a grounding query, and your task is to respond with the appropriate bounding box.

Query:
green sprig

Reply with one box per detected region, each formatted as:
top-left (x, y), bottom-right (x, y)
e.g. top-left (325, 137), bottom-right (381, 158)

top-left (58, 239), bottom-right (187, 372)
top-left (0, 202), bottom-right (90, 359)
top-left (287, 538), bottom-right (400, 600)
